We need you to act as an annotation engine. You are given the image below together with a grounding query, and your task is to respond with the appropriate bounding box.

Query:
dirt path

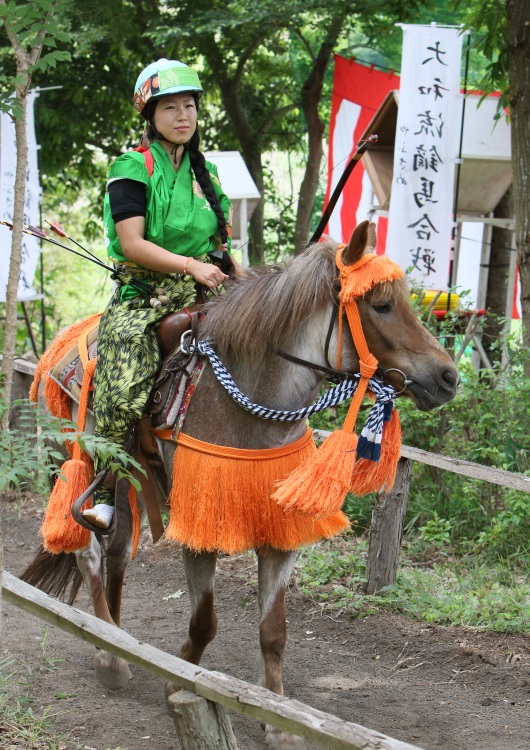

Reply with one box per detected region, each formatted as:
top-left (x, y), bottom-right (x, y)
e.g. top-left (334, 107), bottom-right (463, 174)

top-left (2, 492), bottom-right (530, 750)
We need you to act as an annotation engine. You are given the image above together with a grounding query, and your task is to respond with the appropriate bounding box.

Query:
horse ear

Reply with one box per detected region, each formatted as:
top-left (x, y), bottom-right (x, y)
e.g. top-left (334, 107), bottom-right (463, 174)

top-left (341, 220), bottom-right (377, 266)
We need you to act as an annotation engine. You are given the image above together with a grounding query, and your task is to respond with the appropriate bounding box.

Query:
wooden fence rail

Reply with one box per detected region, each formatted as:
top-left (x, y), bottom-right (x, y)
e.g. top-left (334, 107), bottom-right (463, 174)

top-left (2, 571), bottom-right (424, 750)
top-left (313, 429), bottom-right (530, 495)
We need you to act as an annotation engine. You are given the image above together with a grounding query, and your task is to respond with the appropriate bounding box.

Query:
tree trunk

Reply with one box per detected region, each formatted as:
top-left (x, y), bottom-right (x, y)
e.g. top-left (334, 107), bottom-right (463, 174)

top-left (365, 458), bottom-right (412, 594)
top-left (214, 64), bottom-right (266, 265)
top-left (507, 0), bottom-right (530, 373)
top-left (293, 16), bottom-right (346, 254)
top-left (1, 91), bottom-right (28, 430)
top-left (483, 187), bottom-right (514, 364)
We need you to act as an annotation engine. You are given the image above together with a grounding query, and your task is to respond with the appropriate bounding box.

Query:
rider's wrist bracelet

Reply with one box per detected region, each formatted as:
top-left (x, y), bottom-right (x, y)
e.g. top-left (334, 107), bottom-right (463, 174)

top-left (182, 257), bottom-right (193, 275)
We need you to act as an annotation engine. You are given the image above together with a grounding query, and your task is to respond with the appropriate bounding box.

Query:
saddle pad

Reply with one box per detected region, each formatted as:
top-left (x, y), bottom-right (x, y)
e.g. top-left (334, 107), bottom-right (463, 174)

top-left (151, 355), bottom-right (204, 432)
top-left (48, 326), bottom-right (99, 413)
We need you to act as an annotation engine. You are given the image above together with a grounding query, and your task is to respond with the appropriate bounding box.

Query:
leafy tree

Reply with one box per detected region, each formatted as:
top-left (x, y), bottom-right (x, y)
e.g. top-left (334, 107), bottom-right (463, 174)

top-left (0, 0), bottom-right (71, 431)
top-left (153, 0), bottom-right (427, 262)
top-left (453, 0), bottom-right (530, 367)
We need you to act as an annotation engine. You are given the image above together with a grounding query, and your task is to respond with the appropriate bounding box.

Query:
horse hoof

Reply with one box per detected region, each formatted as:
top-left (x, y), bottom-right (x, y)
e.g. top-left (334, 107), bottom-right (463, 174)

top-left (265, 727), bottom-right (306, 749)
top-left (93, 650), bottom-right (132, 690)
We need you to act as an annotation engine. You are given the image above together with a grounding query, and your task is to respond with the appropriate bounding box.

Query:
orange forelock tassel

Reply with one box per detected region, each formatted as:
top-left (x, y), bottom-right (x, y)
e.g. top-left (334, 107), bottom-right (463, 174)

top-left (349, 409), bottom-right (402, 496)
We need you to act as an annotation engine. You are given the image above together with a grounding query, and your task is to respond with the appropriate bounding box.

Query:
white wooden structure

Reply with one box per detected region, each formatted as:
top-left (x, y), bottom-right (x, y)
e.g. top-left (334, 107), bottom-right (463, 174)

top-left (204, 151), bottom-right (261, 268)
top-left (359, 92), bottom-right (514, 307)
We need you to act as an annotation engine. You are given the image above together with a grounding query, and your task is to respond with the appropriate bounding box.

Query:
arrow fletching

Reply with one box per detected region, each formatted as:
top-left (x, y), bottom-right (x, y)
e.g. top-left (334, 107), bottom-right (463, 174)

top-left (46, 219), bottom-right (68, 238)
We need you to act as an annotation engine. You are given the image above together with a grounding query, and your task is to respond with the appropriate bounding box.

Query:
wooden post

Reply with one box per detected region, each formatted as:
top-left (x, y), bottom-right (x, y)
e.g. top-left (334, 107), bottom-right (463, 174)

top-left (6, 357), bottom-right (37, 430)
top-left (365, 458), bottom-right (412, 594)
top-left (167, 690), bottom-right (240, 750)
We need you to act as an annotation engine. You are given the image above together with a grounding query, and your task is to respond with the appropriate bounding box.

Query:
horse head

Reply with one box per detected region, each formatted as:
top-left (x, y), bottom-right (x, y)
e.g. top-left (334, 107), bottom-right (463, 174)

top-left (338, 220), bottom-right (459, 411)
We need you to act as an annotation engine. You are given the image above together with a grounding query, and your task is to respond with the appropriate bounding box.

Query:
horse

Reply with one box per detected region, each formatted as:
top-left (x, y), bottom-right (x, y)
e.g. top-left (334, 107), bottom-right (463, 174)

top-left (21, 221), bottom-right (459, 749)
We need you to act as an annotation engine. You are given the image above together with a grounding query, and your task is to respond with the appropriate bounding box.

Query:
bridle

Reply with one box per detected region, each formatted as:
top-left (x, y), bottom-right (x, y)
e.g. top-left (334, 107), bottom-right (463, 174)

top-left (276, 258), bottom-right (413, 396)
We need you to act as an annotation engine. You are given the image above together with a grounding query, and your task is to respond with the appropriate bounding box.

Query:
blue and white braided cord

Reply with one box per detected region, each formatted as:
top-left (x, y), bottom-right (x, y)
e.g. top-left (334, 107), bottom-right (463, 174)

top-left (195, 340), bottom-right (397, 461)
top-left (356, 378), bottom-right (396, 461)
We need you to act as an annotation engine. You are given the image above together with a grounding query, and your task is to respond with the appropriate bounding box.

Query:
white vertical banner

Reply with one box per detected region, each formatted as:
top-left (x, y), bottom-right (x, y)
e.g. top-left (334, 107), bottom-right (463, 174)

top-left (386, 25), bottom-right (463, 289)
top-left (0, 90), bottom-right (42, 302)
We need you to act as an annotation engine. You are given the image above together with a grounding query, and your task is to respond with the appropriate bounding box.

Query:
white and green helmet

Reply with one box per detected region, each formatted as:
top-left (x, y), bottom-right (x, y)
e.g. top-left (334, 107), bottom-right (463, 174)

top-left (133, 58), bottom-right (203, 114)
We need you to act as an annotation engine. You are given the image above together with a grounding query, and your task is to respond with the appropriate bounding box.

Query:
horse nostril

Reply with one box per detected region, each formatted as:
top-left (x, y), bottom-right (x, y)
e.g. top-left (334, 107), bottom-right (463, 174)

top-left (441, 369), bottom-right (459, 389)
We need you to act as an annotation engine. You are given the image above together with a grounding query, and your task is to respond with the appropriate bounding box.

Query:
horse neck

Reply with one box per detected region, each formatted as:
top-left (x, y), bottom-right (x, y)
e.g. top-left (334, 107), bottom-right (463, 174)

top-left (182, 305), bottom-right (336, 449)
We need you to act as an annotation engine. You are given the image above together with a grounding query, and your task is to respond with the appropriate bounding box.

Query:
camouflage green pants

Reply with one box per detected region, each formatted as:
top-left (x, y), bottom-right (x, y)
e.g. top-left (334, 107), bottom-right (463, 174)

top-left (93, 268), bottom-right (198, 503)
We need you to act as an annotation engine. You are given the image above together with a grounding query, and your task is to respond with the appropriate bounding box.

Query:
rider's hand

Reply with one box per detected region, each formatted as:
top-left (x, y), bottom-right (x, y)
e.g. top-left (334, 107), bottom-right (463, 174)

top-left (187, 259), bottom-right (229, 288)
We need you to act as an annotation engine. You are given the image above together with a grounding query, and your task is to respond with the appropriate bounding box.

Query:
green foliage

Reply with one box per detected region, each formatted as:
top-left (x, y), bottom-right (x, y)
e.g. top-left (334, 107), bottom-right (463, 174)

top-left (296, 541), bottom-right (530, 632)
top-left (295, 539), bottom-right (373, 618)
top-left (0, 0), bottom-right (72, 118)
top-left (398, 336), bottom-right (530, 558)
top-left (382, 563), bottom-right (530, 632)
top-left (0, 397), bottom-right (143, 493)
top-left (451, 0), bottom-right (509, 109)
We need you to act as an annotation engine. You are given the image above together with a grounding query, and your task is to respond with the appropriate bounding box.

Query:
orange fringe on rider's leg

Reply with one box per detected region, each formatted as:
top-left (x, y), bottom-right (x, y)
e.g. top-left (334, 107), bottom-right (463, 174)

top-left (166, 429), bottom-right (350, 554)
top-left (29, 313), bottom-right (102, 420)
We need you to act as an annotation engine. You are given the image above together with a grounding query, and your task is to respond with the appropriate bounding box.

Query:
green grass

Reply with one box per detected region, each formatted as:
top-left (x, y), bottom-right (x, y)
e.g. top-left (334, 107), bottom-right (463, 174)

top-left (0, 631), bottom-right (80, 750)
top-left (294, 537), bottom-right (530, 632)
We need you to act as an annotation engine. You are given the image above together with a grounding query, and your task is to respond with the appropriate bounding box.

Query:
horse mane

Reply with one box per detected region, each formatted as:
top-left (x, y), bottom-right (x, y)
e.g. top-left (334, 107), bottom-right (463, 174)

top-left (201, 238), bottom-right (409, 362)
top-left (201, 238), bottom-right (339, 362)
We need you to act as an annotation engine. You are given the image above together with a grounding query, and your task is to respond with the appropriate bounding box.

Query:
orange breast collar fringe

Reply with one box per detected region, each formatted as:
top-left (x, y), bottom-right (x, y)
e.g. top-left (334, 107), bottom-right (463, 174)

top-left (160, 249), bottom-right (404, 553)
top-left (163, 427), bottom-right (349, 554)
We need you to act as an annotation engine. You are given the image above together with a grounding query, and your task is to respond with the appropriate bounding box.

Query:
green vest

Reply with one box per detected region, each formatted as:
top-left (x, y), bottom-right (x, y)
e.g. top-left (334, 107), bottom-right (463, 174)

top-left (104, 140), bottom-right (232, 264)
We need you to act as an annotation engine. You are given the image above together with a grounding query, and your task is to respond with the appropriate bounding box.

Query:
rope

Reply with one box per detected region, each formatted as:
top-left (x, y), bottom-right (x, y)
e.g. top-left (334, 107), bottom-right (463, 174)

top-left (193, 340), bottom-right (397, 459)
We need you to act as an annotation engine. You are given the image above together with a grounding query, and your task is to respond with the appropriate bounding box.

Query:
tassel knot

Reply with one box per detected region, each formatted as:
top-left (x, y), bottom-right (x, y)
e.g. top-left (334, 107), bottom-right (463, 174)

top-left (359, 354), bottom-right (378, 380)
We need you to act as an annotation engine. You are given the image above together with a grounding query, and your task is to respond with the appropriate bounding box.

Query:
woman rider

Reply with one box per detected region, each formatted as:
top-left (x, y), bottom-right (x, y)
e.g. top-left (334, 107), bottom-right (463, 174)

top-left (82, 59), bottom-right (239, 529)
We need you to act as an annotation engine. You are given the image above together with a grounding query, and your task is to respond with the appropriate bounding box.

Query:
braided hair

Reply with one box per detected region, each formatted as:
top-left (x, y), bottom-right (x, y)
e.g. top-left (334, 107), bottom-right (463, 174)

top-left (142, 96), bottom-right (228, 247)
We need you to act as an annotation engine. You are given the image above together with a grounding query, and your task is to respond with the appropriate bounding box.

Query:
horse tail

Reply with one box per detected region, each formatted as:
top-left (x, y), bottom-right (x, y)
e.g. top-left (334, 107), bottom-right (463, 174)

top-left (20, 545), bottom-right (82, 606)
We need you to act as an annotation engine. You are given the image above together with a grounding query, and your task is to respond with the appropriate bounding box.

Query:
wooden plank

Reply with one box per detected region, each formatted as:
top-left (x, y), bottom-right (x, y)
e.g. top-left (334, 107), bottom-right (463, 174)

top-left (13, 358), bottom-right (37, 377)
top-left (399, 444), bottom-right (530, 494)
top-left (313, 430), bottom-right (530, 494)
top-left (2, 572), bottom-right (424, 750)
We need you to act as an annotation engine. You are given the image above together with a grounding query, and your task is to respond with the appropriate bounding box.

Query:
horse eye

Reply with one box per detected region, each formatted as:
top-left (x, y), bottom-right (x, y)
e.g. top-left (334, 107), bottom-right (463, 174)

top-left (372, 302), bottom-right (392, 314)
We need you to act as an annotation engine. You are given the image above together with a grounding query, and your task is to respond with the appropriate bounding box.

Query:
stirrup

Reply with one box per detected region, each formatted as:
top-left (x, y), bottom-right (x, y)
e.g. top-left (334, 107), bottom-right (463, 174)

top-left (82, 504), bottom-right (115, 530)
top-left (71, 470), bottom-right (115, 535)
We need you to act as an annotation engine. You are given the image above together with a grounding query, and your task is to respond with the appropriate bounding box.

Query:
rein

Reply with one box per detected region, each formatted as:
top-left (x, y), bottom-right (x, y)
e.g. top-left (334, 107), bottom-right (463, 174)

top-left (276, 257), bottom-right (412, 394)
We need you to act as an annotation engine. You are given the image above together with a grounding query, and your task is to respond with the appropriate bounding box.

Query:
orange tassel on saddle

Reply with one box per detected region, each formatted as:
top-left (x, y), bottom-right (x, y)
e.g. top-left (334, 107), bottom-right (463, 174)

top-left (40, 326), bottom-right (97, 553)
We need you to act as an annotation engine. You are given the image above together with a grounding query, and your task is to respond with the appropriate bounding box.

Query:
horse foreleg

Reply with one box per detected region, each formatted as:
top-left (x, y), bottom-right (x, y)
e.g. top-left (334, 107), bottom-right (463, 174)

top-left (180, 546), bottom-right (218, 663)
top-left (258, 546), bottom-right (305, 749)
top-left (75, 535), bottom-right (132, 690)
top-left (166, 546), bottom-right (218, 699)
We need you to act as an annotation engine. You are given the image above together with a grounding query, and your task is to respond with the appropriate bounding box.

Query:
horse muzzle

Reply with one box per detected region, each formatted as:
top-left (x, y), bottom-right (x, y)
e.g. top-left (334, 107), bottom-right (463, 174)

top-left (404, 366), bottom-right (460, 411)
